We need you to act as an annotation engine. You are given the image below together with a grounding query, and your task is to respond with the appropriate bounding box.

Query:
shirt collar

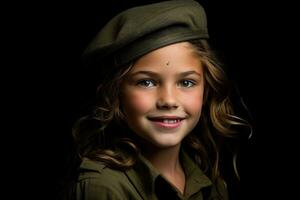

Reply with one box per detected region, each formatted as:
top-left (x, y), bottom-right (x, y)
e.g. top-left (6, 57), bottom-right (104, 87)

top-left (124, 149), bottom-right (213, 199)
top-left (180, 150), bottom-right (212, 197)
top-left (124, 153), bottom-right (159, 199)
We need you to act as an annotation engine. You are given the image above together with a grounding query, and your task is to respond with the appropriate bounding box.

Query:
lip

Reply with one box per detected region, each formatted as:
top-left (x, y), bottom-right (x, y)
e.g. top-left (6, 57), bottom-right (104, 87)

top-left (147, 115), bottom-right (186, 129)
top-left (147, 115), bottom-right (186, 120)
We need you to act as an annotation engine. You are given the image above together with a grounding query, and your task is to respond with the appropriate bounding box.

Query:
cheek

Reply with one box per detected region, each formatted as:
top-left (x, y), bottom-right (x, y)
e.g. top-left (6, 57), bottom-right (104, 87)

top-left (182, 89), bottom-right (204, 115)
top-left (122, 90), bottom-right (154, 115)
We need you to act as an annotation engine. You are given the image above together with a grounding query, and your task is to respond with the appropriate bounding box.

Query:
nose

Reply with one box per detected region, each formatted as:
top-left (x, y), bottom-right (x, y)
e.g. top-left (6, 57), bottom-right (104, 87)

top-left (156, 85), bottom-right (178, 110)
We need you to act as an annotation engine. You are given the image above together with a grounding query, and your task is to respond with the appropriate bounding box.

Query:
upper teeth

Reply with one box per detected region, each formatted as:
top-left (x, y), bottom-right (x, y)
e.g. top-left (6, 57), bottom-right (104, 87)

top-left (163, 119), bottom-right (178, 123)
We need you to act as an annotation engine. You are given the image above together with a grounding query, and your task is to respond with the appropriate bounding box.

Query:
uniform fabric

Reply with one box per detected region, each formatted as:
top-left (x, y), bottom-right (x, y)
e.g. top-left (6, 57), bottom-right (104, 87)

top-left (82, 0), bottom-right (209, 67)
top-left (73, 150), bottom-right (228, 200)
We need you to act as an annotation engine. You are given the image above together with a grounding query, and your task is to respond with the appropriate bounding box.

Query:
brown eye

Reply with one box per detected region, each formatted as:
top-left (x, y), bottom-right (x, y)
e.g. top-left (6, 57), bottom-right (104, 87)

top-left (137, 79), bottom-right (156, 88)
top-left (178, 80), bottom-right (196, 88)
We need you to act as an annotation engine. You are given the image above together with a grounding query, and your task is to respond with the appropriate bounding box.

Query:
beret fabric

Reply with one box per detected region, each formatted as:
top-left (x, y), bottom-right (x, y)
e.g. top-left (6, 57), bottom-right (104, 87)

top-left (82, 0), bottom-right (209, 67)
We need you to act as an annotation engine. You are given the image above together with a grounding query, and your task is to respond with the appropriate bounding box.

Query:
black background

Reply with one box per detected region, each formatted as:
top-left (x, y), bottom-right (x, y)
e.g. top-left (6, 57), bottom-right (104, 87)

top-left (5, 0), bottom-right (297, 199)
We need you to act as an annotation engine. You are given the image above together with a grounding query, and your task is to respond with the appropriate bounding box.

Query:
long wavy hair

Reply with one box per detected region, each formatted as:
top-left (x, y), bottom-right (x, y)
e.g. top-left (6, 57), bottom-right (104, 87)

top-left (71, 39), bottom-right (251, 198)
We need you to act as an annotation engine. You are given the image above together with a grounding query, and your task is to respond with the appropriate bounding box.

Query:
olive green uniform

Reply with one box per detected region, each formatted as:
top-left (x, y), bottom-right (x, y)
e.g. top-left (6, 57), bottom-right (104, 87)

top-left (76, 1), bottom-right (228, 199)
top-left (74, 151), bottom-right (227, 200)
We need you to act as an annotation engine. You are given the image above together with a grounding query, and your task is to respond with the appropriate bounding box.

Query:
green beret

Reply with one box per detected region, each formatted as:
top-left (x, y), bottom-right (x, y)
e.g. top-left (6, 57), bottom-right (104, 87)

top-left (83, 0), bottom-right (209, 68)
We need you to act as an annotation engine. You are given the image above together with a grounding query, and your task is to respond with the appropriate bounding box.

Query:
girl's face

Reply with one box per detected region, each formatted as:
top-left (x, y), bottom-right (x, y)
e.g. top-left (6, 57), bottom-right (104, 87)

top-left (121, 42), bottom-right (204, 149)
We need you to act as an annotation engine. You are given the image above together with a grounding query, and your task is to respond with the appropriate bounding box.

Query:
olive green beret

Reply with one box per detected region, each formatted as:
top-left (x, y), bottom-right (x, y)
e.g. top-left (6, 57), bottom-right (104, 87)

top-left (83, 0), bottom-right (209, 68)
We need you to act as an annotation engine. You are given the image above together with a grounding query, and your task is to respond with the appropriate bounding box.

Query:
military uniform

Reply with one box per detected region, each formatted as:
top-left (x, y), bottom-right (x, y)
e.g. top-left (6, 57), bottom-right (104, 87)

top-left (75, 1), bottom-right (229, 199)
top-left (74, 151), bottom-right (227, 200)
top-left (82, 0), bottom-right (209, 69)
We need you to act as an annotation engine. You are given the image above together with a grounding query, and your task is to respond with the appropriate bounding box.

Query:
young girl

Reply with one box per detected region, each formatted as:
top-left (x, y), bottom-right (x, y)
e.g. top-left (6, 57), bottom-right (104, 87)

top-left (67, 0), bottom-right (251, 199)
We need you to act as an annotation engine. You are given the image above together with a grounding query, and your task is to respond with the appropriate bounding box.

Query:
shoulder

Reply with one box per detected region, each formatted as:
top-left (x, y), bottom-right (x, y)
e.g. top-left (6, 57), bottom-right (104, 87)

top-left (78, 157), bottom-right (126, 181)
top-left (206, 180), bottom-right (229, 200)
top-left (77, 157), bottom-right (129, 186)
top-left (74, 158), bottom-right (131, 199)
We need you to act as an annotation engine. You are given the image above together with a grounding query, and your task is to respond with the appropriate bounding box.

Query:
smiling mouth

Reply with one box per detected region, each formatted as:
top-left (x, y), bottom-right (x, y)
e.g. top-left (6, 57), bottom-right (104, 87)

top-left (147, 116), bottom-right (185, 129)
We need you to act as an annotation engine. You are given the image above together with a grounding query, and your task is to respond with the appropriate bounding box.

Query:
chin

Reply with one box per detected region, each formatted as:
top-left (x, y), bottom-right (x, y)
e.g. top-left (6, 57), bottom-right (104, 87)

top-left (150, 136), bottom-right (184, 149)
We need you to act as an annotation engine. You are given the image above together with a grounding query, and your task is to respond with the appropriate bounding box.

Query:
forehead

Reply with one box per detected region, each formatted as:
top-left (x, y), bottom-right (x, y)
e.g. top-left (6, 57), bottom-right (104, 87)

top-left (129, 42), bottom-right (203, 73)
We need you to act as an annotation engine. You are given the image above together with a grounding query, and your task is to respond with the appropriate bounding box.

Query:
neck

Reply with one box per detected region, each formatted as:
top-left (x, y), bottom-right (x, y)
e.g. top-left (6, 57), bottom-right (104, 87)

top-left (141, 143), bottom-right (186, 194)
top-left (142, 144), bottom-right (182, 175)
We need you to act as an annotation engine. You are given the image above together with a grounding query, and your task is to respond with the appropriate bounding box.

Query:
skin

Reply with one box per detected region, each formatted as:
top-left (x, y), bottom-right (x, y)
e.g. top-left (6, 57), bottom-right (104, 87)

top-left (121, 42), bottom-right (205, 194)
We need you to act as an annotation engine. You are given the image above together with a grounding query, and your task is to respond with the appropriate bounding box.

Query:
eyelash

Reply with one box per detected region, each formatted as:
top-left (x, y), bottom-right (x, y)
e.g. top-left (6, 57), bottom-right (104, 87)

top-left (136, 79), bottom-right (156, 87)
top-left (136, 79), bottom-right (197, 88)
top-left (179, 80), bottom-right (196, 88)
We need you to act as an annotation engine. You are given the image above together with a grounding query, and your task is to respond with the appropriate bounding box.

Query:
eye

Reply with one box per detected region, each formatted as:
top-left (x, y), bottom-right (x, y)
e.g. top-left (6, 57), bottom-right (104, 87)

top-left (136, 79), bottom-right (156, 88)
top-left (178, 80), bottom-right (196, 88)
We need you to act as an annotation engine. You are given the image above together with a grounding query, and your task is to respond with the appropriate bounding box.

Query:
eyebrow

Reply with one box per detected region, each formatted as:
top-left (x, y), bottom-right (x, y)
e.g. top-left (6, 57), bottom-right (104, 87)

top-left (129, 70), bottom-right (202, 77)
